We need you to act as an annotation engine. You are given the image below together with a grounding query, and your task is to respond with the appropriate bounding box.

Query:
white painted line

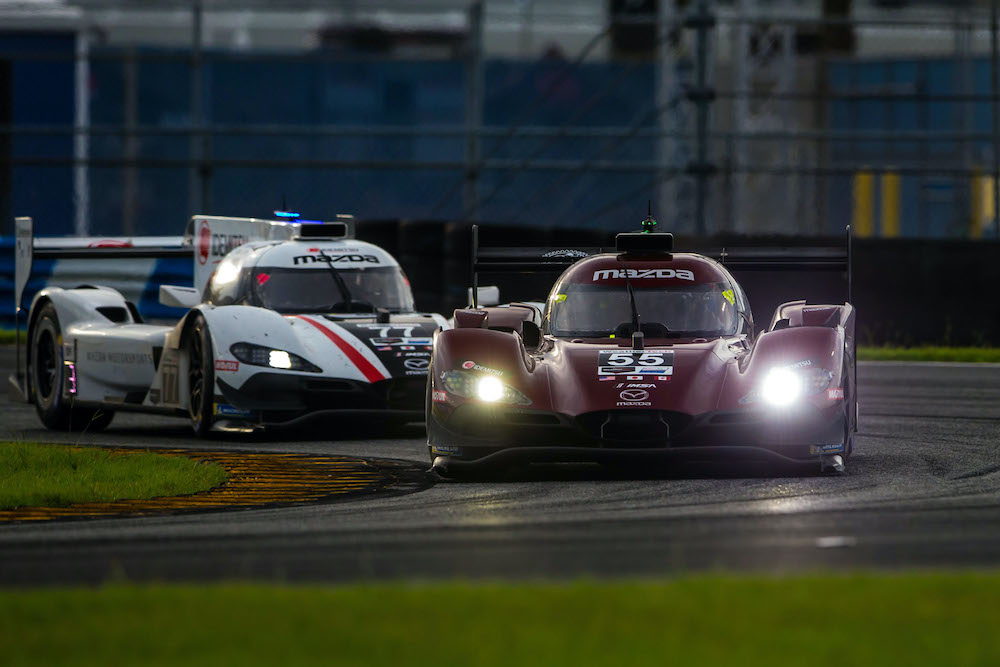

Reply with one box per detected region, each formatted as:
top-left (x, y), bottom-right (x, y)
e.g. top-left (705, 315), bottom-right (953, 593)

top-left (815, 535), bottom-right (858, 549)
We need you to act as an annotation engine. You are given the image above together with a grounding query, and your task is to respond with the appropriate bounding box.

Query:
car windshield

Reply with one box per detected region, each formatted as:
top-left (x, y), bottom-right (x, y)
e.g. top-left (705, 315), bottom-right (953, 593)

top-left (545, 281), bottom-right (738, 338)
top-left (251, 266), bottom-right (414, 314)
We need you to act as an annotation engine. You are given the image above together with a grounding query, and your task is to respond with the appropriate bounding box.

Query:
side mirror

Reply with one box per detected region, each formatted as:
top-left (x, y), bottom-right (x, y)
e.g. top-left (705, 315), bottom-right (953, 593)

top-left (467, 285), bottom-right (500, 307)
top-left (159, 285), bottom-right (201, 309)
top-left (521, 321), bottom-right (541, 350)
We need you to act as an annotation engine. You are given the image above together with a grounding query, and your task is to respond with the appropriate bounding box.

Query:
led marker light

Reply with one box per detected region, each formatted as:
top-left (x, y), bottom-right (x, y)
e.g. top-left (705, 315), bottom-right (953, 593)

top-left (268, 350), bottom-right (293, 369)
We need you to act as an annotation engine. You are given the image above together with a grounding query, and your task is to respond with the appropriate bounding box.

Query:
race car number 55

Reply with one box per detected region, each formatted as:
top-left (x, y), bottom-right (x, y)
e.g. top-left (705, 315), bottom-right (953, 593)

top-left (598, 350), bottom-right (674, 375)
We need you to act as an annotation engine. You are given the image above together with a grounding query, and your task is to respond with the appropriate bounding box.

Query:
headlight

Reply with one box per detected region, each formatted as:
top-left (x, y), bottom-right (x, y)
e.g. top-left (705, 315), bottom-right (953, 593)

top-left (762, 368), bottom-right (802, 406)
top-left (441, 370), bottom-right (530, 405)
top-left (761, 367), bottom-right (834, 407)
top-left (230, 342), bottom-right (322, 373)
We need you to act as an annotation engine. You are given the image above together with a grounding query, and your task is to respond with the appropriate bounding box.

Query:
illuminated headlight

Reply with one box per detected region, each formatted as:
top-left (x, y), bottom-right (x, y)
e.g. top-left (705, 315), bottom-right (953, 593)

top-left (441, 370), bottom-right (530, 405)
top-left (269, 350), bottom-right (292, 369)
top-left (761, 368), bottom-right (802, 406)
top-left (230, 342), bottom-right (322, 373)
top-left (761, 367), bottom-right (834, 407)
top-left (476, 376), bottom-right (504, 402)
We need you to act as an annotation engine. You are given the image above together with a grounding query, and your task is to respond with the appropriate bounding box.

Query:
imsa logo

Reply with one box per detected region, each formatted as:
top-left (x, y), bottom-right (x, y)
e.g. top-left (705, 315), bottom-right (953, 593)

top-left (592, 268), bottom-right (694, 281)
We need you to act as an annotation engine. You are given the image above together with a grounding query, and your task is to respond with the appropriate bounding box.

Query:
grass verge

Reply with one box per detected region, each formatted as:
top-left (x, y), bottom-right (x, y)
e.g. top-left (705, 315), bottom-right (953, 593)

top-left (0, 328), bottom-right (19, 345)
top-left (859, 346), bottom-right (1000, 362)
top-left (1, 574), bottom-right (999, 666)
top-left (0, 442), bottom-right (228, 510)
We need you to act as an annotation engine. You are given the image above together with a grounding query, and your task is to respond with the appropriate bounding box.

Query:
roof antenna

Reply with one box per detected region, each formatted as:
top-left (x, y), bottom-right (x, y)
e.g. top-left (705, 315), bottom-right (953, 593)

top-left (281, 194), bottom-right (287, 211)
top-left (641, 199), bottom-right (657, 233)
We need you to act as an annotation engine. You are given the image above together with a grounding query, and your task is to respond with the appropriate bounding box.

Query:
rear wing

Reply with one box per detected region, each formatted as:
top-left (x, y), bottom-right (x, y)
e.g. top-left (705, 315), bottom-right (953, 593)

top-left (10, 216), bottom-right (191, 400)
top-left (469, 223), bottom-right (853, 329)
top-left (470, 225), bottom-right (611, 307)
top-left (709, 228), bottom-right (852, 332)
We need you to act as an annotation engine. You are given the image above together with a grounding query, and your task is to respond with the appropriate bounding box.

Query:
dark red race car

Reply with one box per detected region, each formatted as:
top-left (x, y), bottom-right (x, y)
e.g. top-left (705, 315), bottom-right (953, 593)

top-left (426, 221), bottom-right (857, 476)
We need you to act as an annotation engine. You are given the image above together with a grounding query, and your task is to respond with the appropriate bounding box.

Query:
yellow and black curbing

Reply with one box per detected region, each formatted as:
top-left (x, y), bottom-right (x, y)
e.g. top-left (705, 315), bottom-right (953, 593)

top-left (0, 448), bottom-right (416, 522)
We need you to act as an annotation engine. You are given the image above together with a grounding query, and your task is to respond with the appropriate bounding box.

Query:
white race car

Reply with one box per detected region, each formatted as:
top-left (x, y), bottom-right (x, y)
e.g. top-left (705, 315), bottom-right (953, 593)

top-left (9, 214), bottom-right (448, 435)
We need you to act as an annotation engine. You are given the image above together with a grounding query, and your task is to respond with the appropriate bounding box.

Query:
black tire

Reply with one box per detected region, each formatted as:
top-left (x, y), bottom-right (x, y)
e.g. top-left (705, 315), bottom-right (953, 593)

top-left (30, 303), bottom-right (115, 432)
top-left (186, 314), bottom-right (214, 437)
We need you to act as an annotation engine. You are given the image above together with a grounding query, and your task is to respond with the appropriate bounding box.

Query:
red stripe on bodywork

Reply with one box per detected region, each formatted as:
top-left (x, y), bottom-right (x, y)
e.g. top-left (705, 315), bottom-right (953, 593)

top-left (296, 316), bottom-right (386, 383)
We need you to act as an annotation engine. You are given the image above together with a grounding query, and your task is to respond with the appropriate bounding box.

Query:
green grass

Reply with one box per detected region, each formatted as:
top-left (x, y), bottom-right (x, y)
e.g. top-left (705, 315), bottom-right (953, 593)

top-left (859, 346), bottom-right (1000, 362)
top-left (0, 328), bottom-right (19, 345)
top-left (1, 574), bottom-right (998, 666)
top-left (0, 442), bottom-right (228, 510)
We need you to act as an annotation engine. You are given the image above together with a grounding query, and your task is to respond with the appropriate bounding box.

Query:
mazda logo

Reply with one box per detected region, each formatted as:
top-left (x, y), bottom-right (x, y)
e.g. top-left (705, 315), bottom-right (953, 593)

top-left (619, 389), bottom-right (649, 402)
top-left (404, 358), bottom-right (429, 371)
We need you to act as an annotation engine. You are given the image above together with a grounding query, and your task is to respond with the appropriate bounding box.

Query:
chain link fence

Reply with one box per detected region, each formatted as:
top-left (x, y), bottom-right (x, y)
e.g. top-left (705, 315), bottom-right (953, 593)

top-left (1, 0), bottom-right (998, 238)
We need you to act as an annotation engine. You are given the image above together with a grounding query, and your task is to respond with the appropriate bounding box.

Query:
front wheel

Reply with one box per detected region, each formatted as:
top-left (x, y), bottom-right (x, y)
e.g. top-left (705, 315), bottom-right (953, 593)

top-left (186, 314), bottom-right (215, 437)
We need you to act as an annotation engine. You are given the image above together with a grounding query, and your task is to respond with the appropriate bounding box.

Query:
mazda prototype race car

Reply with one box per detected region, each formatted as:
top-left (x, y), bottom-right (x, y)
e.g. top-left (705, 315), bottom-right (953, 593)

top-left (10, 214), bottom-right (447, 435)
top-left (427, 224), bottom-right (857, 475)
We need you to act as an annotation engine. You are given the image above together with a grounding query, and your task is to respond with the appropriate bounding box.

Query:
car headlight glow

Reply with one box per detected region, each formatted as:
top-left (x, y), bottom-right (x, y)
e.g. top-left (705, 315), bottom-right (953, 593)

top-left (230, 342), bottom-right (322, 373)
top-left (476, 376), bottom-right (504, 402)
top-left (762, 368), bottom-right (802, 406)
top-left (268, 350), bottom-right (292, 369)
top-left (440, 369), bottom-right (531, 405)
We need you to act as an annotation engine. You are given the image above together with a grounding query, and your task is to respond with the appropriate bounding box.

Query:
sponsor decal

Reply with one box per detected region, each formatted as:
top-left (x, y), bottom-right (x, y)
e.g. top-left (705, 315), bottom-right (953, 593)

top-left (617, 383), bottom-right (656, 389)
top-left (542, 249), bottom-right (590, 259)
top-left (197, 220), bottom-right (210, 265)
top-left (592, 268), bottom-right (695, 282)
top-left (292, 254), bottom-right (379, 266)
top-left (431, 444), bottom-right (463, 455)
top-left (616, 401), bottom-right (652, 407)
top-left (404, 351), bottom-right (429, 357)
top-left (656, 376), bottom-right (670, 381)
top-left (85, 351), bottom-right (153, 365)
top-left (215, 359), bottom-right (239, 372)
top-left (599, 376), bottom-right (616, 381)
top-left (827, 387), bottom-right (845, 400)
top-left (404, 358), bottom-right (430, 371)
top-left (788, 359), bottom-right (813, 368)
top-left (619, 389), bottom-right (649, 402)
top-left (432, 390), bottom-right (448, 403)
top-left (371, 337), bottom-right (432, 348)
top-left (722, 289), bottom-right (735, 305)
top-left (63, 343), bottom-right (75, 362)
top-left (214, 403), bottom-right (254, 418)
top-left (810, 443), bottom-right (845, 455)
top-left (460, 360), bottom-right (503, 376)
top-left (597, 349), bottom-right (674, 376)
top-left (377, 346), bottom-right (392, 351)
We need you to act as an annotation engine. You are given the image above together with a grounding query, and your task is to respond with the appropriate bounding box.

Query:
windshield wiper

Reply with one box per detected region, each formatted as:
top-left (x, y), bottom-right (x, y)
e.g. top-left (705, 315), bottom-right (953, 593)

top-left (317, 249), bottom-right (354, 304)
top-left (620, 263), bottom-right (644, 350)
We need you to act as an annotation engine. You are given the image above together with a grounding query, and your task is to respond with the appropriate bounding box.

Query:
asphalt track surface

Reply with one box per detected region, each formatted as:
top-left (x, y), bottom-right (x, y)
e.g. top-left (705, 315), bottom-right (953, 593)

top-left (2, 345), bottom-right (1000, 585)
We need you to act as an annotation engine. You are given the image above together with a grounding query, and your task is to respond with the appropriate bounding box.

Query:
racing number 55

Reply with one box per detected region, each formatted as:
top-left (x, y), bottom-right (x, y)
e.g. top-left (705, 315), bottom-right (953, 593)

top-left (604, 352), bottom-right (666, 366)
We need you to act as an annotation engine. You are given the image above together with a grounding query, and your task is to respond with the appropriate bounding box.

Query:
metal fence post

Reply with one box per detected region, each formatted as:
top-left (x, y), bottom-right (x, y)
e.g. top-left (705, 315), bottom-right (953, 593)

top-left (992, 0), bottom-right (999, 239)
top-left (690, 0), bottom-right (715, 236)
top-left (464, 1), bottom-right (484, 223)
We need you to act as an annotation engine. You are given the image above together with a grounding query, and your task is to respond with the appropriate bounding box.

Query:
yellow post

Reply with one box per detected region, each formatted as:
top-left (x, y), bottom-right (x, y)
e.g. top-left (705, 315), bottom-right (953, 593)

top-left (852, 170), bottom-right (874, 238)
top-left (879, 171), bottom-right (900, 237)
top-left (971, 173), bottom-right (994, 239)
